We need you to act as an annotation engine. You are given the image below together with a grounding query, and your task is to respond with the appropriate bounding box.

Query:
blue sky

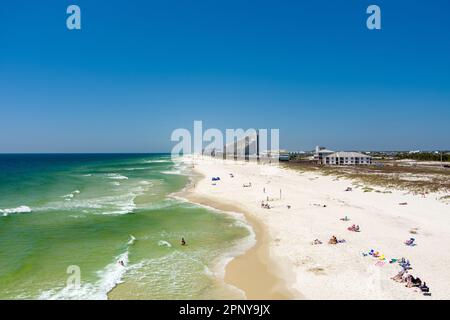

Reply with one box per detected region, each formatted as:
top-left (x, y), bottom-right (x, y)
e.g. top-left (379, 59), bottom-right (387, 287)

top-left (0, 0), bottom-right (449, 152)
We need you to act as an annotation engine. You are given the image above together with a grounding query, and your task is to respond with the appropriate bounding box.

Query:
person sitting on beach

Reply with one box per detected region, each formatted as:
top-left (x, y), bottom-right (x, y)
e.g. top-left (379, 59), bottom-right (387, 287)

top-left (413, 277), bottom-right (422, 287)
top-left (312, 239), bottom-right (322, 245)
top-left (340, 216), bottom-right (350, 221)
top-left (404, 238), bottom-right (415, 246)
top-left (328, 236), bottom-right (338, 245)
top-left (405, 275), bottom-right (422, 288)
top-left (404, 274), bottom-right (414, 287)
top-left (181, 237), bottom-right (186, 246)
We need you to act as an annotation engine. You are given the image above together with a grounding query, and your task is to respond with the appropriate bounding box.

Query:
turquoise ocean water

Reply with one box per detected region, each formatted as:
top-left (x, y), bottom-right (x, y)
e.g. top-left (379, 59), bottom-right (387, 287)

top-left (0, 154), bottom-right (251, 299)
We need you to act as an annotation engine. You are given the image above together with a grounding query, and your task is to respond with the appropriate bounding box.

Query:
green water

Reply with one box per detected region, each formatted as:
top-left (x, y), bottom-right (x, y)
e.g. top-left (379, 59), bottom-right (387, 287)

top-left (0, 154), bottom-right (251, 299)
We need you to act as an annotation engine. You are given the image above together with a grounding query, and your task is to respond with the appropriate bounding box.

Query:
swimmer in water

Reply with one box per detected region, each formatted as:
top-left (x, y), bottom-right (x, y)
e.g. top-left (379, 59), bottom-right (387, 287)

top-left (181, 237), bottom-right (186, 246)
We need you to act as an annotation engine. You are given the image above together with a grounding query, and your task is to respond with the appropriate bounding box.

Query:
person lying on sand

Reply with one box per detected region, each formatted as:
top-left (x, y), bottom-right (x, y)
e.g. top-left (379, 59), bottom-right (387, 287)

top-left (347, 224), bottom-right (360, 232)
top-left (392, 270), bottom-right (407, 283)
top-left (404, 238), bottom-right (416, 246)
top-left (340, 216), bottom-right (350, 221)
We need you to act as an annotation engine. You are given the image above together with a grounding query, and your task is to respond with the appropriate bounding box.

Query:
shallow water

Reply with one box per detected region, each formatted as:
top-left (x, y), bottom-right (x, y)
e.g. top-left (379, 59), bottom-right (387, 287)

top-left (0, 154), bottom-right (250, 299)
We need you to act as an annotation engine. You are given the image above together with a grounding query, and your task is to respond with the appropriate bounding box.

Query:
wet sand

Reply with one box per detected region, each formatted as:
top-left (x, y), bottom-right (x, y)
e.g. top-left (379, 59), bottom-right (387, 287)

top-left (185, 193), bottom-right (295, 299)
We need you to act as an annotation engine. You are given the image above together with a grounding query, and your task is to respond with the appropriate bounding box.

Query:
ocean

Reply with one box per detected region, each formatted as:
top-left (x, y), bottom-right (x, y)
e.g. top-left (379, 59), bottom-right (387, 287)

top-left (0, 154), bottom-right (252, 299)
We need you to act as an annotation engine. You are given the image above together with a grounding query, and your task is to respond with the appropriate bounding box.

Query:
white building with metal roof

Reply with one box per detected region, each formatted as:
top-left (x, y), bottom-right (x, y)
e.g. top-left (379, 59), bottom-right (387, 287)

top-left (314, 146), bottom-right (335, 164)
top-left (323, 151), bottom-right (372, 165)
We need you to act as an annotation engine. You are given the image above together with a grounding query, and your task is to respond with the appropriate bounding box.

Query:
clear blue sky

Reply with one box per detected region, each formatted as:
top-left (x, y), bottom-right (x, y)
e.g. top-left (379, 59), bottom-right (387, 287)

top-left (1, 0), bottom-right (449, 152)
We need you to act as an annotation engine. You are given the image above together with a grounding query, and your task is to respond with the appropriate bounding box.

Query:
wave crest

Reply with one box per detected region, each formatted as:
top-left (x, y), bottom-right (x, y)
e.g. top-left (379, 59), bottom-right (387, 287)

top-left (0, 205), bottom-right (32, 216)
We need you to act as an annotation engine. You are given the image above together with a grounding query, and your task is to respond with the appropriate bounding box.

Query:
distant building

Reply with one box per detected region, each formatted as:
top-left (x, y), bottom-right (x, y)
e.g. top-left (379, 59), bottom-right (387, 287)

top-left (323, 151), bottom-right (372, 165)
top-left (278, 150), bottom-right (290, 161)
top-left (314, 146), bottom-right (334, 164)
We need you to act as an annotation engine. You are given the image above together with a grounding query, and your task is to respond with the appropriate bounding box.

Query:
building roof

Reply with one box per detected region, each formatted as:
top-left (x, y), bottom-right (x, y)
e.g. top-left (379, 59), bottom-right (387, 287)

top-left (316, 149), bottom-right (334, 153)
top-left (326, 152), bottom-right (371, 158)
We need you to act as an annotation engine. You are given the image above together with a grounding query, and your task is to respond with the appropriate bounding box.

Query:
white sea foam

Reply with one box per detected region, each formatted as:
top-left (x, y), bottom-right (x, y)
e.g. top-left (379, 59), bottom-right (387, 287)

top-left (62, 190), bottom-right (81, 200)
top-left (106, 173), bottom-right (128, 180)
top-left (144, 160), bottom-right (171, 163)
top-left (37, 186), bottom-right (145, 215)
top-left (158, 240), bottom-right (172, 248)
top-left (128, 235), bottom-right (136, 245)
top-left (39, 245), bottom-right (131, 300)
top-left (0, 205), bottom-right (32, 216)
top-left (161, 170), bottom-right (182, 175)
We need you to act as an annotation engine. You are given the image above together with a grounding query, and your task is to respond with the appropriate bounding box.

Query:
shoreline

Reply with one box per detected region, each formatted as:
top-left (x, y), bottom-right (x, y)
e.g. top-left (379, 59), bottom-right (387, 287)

top-left (179, 169), bottom-right (296, 300)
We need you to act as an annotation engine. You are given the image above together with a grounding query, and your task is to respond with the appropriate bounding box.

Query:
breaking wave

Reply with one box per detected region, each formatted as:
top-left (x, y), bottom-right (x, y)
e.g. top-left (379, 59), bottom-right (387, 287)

top-left (0, 205), bottom-right (32, 216)
top-left (38, 237), bottom-right (135, 300)
top-left (106, 173), bottom-right (128, 180)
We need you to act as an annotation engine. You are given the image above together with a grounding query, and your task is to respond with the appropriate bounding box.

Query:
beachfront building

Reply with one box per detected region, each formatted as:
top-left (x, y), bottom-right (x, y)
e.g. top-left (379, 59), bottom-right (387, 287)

top-left (314, 146), bottom-right (334, 164)
top-left (323, 152), bottom-right (372, 165)
top-left (278, 150), bottom-right (290, 161)
top-left (265, 149), bottom-right (290, 161)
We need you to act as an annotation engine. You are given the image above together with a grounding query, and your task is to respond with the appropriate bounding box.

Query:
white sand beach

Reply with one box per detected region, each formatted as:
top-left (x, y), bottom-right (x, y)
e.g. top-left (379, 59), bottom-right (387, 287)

top-left (183, 156), bottom-right (450, 300)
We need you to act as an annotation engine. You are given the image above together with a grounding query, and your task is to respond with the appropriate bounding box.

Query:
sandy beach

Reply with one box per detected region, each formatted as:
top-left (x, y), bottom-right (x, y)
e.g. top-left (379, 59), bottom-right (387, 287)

top-left (182, 156), bottom-right (450, 300)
